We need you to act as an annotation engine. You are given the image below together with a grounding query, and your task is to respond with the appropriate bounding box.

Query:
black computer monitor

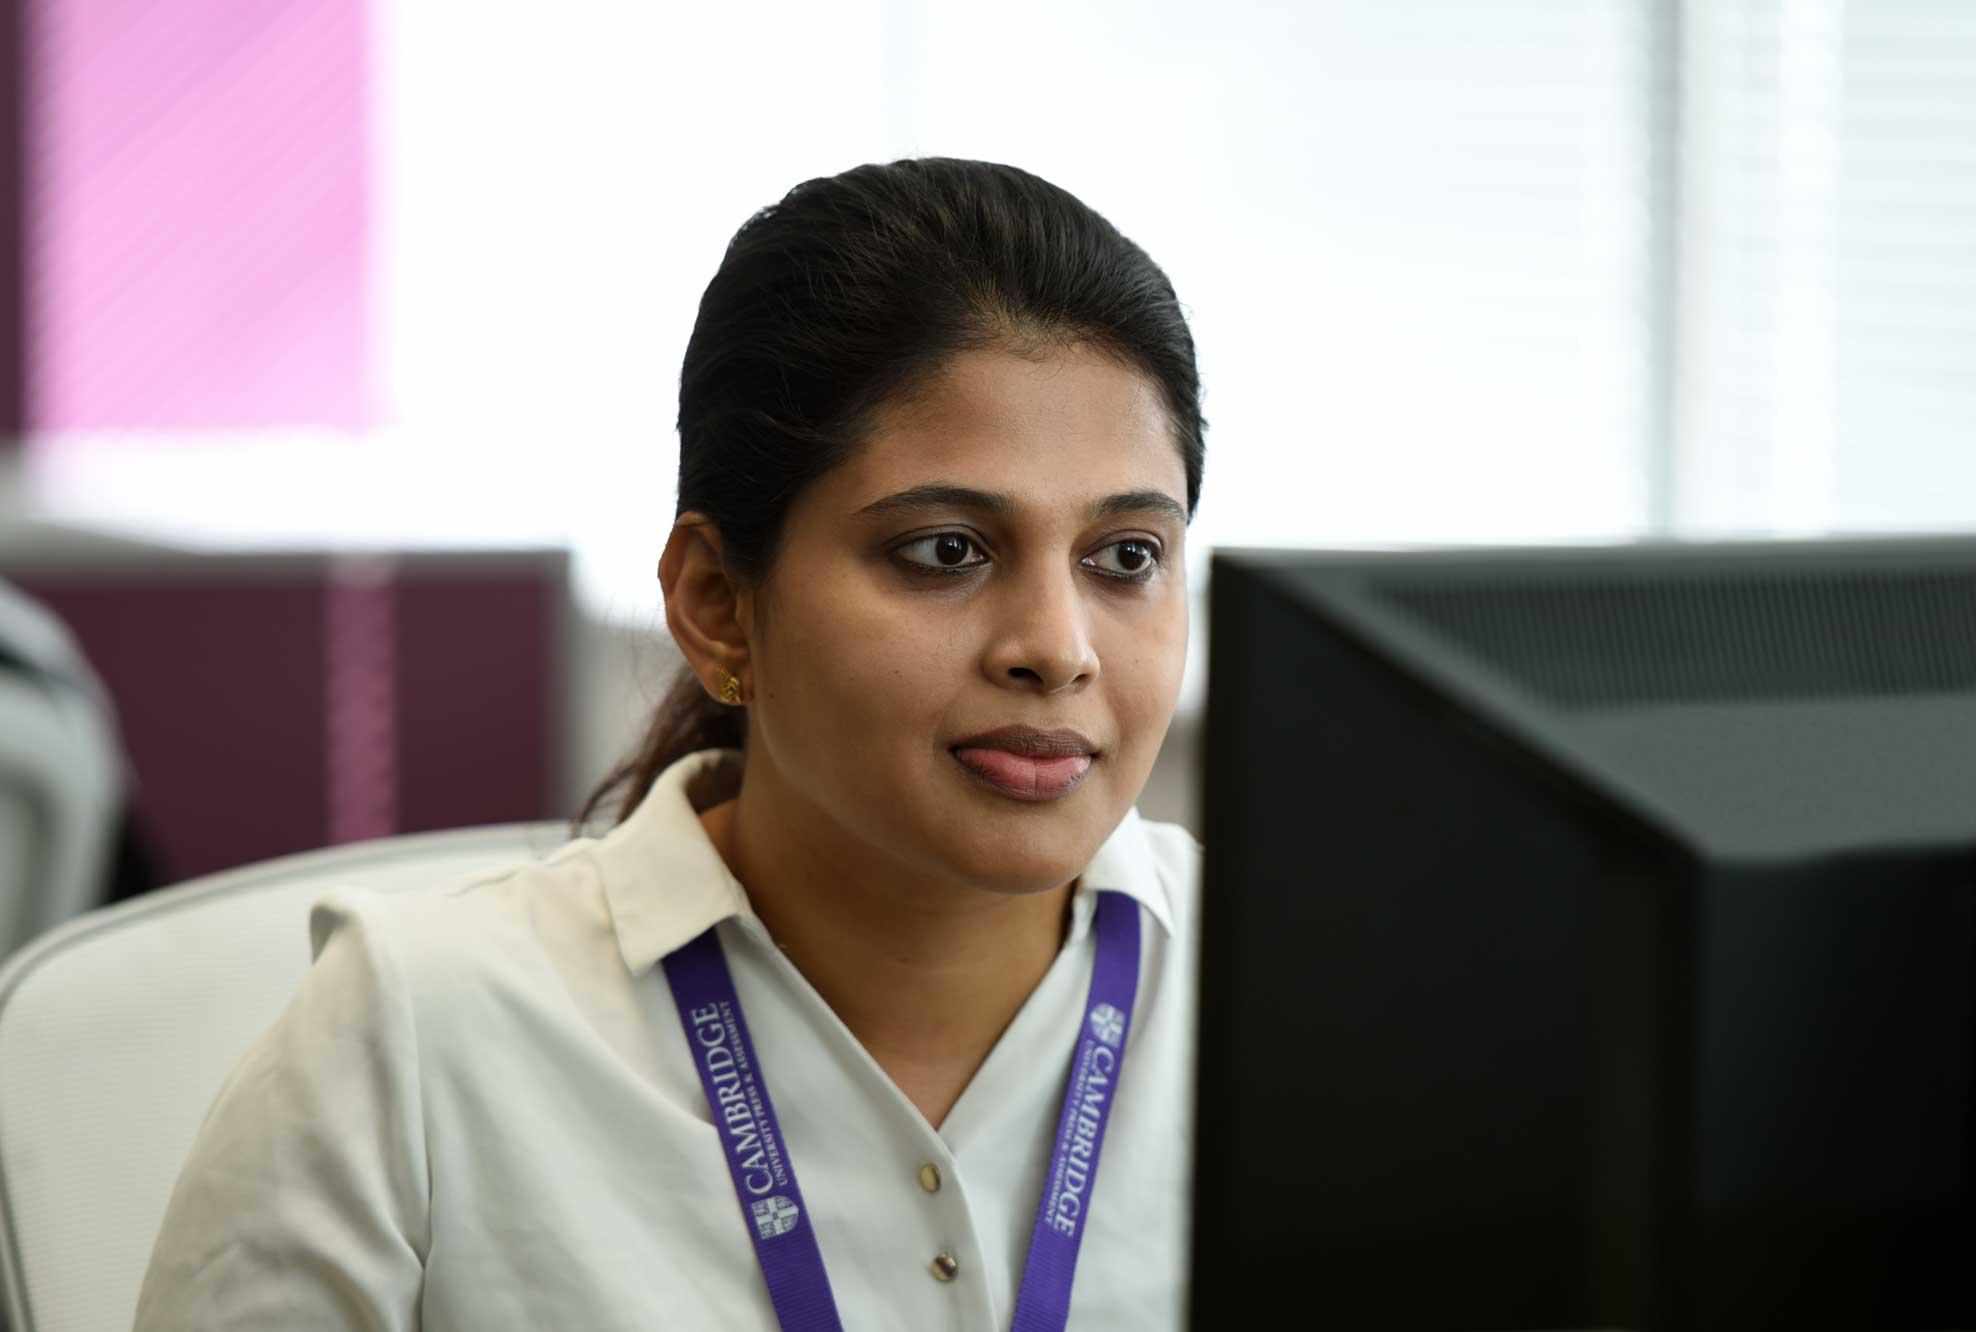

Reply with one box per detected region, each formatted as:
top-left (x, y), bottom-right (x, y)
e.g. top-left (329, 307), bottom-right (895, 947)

top-left (1190, 536), bottom-right (1976, 1331)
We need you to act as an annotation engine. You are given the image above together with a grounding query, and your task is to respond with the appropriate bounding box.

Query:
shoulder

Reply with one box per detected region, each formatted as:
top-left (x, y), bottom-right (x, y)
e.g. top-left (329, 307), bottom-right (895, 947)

top-left (304, 837), bottom-right (616, 1018)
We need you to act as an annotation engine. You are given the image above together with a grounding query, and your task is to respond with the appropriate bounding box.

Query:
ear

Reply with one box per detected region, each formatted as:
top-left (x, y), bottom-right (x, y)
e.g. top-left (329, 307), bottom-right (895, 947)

top-left (658, 515), bottom-right (756, 698)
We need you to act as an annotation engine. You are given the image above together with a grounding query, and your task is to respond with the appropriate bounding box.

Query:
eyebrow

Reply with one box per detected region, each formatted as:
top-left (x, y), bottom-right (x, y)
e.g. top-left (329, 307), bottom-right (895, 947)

top-left (853, 483), bottom-right (1188, 526)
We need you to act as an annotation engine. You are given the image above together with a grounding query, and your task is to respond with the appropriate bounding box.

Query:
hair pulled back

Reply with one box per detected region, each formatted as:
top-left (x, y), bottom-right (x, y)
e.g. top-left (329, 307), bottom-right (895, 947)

top-left (578, 157), bottom-right (1206, 827)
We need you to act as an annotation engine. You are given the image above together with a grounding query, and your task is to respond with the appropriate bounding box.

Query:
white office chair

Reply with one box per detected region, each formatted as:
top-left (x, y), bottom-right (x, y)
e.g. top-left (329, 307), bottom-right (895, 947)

top-left (0, 821), bottom-right (585, 1332)
top-left (0, 582), bottom-right (124, 962)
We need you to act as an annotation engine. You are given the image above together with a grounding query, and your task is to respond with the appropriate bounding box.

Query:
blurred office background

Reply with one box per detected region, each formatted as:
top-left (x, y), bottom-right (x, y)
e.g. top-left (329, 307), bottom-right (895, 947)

top-left (1, 0), bottom-right (1972, 941)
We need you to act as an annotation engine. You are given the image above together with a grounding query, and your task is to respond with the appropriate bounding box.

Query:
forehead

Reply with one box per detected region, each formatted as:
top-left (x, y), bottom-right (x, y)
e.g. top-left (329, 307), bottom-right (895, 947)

top-left (829, 345), bottom-right (1187, 512)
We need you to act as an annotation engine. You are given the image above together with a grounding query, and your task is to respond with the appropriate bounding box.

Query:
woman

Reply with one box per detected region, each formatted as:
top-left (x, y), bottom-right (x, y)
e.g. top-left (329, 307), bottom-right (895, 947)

top-left (135, 156), bottom-right (1206, 1331)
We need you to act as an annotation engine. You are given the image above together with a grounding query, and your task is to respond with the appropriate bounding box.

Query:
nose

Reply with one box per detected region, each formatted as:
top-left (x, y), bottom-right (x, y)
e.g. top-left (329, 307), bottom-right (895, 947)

top-left (982, 563), bottom-right (1100, 694)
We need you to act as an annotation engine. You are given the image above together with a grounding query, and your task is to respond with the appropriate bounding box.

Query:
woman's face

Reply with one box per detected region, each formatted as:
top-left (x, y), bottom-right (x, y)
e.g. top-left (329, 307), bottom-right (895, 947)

top-left (738, 343), bottom-right (1191, 896)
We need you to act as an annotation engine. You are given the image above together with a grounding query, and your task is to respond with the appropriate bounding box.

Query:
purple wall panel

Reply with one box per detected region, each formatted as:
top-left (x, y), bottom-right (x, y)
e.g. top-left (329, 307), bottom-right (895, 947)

top-left (7, 550), bottom-right (567, 883)
top-left (393, 575), bottom-right (562, 835)
top-left (24, 0), bottom-right (372, 430)
top-left (11, 578), bottom-right (329, 881)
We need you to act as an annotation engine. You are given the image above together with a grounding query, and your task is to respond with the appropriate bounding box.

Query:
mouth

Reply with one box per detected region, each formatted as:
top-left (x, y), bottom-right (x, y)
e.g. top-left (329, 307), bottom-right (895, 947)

top-left (949, 726), bottom-right (1098, 803)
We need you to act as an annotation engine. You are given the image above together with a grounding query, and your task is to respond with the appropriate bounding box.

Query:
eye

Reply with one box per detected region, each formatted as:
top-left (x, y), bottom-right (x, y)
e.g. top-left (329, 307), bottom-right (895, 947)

top-left (1083, 538), bottom-right (1163, 581)
top-left (896, 532), bottom-right (989, 574)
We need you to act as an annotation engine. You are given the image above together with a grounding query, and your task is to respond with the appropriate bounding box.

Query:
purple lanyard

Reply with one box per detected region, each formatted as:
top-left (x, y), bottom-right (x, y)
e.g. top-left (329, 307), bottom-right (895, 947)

top-left (664, 890), bottom-right (1143, 1332)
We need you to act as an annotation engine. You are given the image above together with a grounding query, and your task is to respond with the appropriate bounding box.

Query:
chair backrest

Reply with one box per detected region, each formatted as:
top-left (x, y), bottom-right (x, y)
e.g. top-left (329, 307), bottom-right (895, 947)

top-left (0, 821), bottom-right (580, 1332)
top-left (0, 582), bottom-right (123, 961)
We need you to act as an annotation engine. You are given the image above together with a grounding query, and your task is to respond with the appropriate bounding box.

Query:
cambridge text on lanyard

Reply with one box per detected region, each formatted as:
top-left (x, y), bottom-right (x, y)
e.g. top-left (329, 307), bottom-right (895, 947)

top-left (664, 890), bottom-right (1143, 1332)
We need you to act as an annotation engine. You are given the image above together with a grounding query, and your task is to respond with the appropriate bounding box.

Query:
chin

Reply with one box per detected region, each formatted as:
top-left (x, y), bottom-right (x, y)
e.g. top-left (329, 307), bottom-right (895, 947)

top-left (934, 820), bottom-right (1110, 896)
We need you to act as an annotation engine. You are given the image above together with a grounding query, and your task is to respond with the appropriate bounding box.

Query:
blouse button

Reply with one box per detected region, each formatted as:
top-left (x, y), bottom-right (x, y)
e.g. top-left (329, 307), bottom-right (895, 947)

top-left (918, 1162), bottom-right (942, 1193)
top-left (931, 1250), bottom-right (960, 1282)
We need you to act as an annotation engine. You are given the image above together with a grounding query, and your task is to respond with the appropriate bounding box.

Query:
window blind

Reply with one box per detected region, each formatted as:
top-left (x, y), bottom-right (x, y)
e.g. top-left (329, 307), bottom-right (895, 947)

top-left (1673, 0), bottom-right (1976, 538)
top-left (898, 0), bottom-right (1666, 557)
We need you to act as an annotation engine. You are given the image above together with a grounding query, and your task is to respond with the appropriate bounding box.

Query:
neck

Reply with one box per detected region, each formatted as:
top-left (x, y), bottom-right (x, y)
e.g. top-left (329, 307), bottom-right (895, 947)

top-left (699, 776), bottom-right (1074, 1129)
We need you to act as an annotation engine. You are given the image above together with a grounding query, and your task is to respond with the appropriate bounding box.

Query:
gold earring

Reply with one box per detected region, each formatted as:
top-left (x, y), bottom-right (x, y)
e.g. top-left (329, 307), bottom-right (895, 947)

top-left (718, 671), bottom-right (745, 705)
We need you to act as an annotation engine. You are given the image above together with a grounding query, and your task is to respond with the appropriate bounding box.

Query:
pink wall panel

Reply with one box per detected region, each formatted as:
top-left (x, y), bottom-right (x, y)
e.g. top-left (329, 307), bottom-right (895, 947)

top-left (2, 0), bottom-right (23, 436)
top-left (26, 0), bottom-right (371, 431)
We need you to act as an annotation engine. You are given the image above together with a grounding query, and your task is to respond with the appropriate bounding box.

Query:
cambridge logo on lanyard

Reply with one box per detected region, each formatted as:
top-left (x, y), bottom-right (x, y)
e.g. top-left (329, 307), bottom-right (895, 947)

top-left (664, 890), bottom-right (1144, 1332)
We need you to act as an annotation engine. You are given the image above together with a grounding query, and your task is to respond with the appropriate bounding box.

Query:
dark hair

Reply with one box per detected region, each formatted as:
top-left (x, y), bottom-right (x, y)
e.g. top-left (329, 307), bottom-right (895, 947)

top-left (576, 157), bottom-right (1206, 828)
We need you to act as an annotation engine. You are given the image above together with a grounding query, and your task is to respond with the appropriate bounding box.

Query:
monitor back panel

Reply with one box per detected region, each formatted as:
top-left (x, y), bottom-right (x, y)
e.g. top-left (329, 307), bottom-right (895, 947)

top-left (1191, 548), bottom-right (1975, 1331)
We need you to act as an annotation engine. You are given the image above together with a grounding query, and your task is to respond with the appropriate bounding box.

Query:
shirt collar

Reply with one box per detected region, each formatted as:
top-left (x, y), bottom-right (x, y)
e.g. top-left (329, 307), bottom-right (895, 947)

top-left (593, 748), bottom-right (1176, 976)
top-left (1075, 803), bottom-right (1176, 935)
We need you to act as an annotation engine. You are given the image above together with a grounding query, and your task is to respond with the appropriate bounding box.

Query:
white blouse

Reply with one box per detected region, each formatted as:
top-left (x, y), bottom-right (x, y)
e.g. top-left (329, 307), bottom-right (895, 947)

top-left (133, 749), bottom-right (1202, 1331)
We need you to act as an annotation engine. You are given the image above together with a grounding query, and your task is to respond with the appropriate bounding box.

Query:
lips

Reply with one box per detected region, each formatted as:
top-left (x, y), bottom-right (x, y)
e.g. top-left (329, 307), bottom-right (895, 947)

top-left (950, 727), bottom-right (1097, 802)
